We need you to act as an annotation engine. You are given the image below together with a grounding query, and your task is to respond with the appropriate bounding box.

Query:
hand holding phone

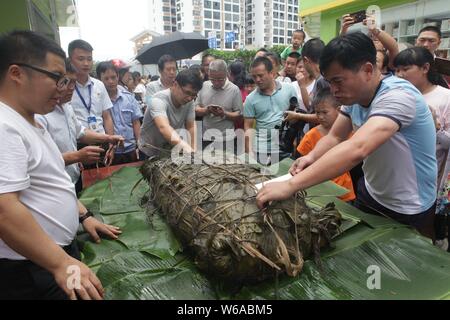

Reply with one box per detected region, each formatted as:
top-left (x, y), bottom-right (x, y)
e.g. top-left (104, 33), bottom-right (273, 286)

top-left (349, 10), bottom-right (367, 24)
top-left (208, 105), bottom-right (225, 117)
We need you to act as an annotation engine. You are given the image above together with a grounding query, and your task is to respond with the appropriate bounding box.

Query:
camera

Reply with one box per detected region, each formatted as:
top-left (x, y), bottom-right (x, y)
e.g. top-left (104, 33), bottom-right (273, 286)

top-left (276, 97), bottom-right (307, 154)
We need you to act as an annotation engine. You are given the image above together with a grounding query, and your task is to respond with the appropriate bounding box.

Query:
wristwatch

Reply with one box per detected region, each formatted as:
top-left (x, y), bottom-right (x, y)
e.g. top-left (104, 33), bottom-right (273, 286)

top-left (79, 210), bottom-right (94, 224)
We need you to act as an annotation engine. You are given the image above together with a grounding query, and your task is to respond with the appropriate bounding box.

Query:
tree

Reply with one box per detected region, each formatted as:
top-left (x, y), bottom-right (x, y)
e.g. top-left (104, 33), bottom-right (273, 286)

top-left (204, 45), bottom-right (287, 68)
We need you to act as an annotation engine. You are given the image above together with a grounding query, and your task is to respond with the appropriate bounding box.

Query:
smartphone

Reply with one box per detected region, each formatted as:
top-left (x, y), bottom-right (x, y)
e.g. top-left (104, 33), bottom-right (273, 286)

top-left (349, 10), bottom-right (367, 24)
top-left (208, 105), bottom-right (223, 111)
top-left (435, 57), bottom-right (450, 76)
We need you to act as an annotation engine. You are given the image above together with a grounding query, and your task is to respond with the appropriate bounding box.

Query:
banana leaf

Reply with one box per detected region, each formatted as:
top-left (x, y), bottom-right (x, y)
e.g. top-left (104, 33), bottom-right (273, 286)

top-left (236, 227), bottom-right (450, 300)
top-left (79, 166), bottom-right (450, 300)
top-left (96, 251), bottom-right (216, 300)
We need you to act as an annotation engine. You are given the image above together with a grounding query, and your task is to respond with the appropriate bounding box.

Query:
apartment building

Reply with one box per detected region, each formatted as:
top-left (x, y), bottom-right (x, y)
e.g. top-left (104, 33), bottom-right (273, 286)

top-left (246, 0), bottom-right (301, 49)
top-left (148, 0), bottom-right (301, 50)
top-left (148, 0), bottom-right (177, 35)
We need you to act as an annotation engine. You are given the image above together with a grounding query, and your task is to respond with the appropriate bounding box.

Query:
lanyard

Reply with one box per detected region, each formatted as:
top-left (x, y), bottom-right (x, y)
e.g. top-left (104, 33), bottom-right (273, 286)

top-left (75, 84), bottom-right (92, 113)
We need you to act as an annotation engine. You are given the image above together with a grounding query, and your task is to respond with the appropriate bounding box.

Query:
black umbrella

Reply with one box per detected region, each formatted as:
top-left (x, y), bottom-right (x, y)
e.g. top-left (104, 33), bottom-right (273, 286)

top-left (136, 31), bottom-right (209, 65)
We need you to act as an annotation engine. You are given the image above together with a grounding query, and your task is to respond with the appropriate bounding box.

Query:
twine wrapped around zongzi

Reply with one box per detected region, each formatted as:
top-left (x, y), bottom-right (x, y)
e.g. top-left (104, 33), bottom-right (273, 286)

top-left (141, 154), bottom-right (341, 283)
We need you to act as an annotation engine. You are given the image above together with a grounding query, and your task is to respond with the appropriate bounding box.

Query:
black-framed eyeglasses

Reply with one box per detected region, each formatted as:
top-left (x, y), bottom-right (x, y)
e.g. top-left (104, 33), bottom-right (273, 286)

top-left (180, 86), bottom-right (198, 99)
top-left (11, 63), bottom-right (71, 89)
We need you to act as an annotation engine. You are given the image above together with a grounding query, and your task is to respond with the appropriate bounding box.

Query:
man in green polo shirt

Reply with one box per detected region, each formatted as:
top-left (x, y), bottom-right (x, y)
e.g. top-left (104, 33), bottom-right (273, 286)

top-left (244, 57), bottom-right (298, 165)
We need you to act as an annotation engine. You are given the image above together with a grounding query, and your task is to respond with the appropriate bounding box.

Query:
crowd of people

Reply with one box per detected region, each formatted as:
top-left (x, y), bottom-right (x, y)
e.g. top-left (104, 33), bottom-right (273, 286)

top-left (0, 11), bottom-right (449, 300)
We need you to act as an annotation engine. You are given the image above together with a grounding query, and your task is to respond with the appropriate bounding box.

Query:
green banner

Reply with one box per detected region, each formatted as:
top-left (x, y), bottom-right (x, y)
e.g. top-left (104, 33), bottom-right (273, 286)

top-left (55, 0), bottom-right (78, 27)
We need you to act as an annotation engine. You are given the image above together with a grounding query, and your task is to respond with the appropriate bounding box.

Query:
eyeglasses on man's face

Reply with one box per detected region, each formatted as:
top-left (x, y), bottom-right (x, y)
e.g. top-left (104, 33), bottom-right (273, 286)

top-left (209, 77), bottom-right (226, 82)
top-left (179, 85), bottom-right (198, 99)
top-left (11, 63), bottom-right (71, 89)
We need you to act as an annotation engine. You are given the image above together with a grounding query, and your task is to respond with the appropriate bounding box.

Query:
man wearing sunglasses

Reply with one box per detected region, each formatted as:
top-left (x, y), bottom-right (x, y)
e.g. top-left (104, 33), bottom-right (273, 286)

top-left (0, 31), bottom-right (104, 300)
top-left (139, 69), bottom-right (203, 158)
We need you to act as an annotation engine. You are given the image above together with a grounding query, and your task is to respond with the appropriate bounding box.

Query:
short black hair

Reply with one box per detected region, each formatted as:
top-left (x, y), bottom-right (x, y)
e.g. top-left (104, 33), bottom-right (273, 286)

top-left (312, 87), bottom-right (339, 110)
top-left (244, 74), bottom-right (255, 85)
top-left (264, 52), bottom-right (281, 67)
top-left (0, 30), bottom-right (66, 82)
top-left (418, 26), bottom-right (442, 39)
top-left (68, 39), bottom-right (93, 57)
top-left (201, 53), bottom-right (215, 65)
top-left (65, 58), bottom-right (78, 74)
top-left (302, 38), bottom-right (325, 64)
top-left (176, 68), bottom-right (203, 92)
top-left (189, 64), bottom-right (203, 77)
top-left (158, 54), bottom-right (176, 72)
top-left (256, 48), bottom-right (268, 54)
top-left (132, 71), bottom-right (141, 81)
top-left (118, 68), bottom-right (131, 86)
top-left (151, 75), bottom-right (160, 82)
top-left (251, 56), bottom-right (273, 73)
top-left (96, 61), bottom-right (118, 79)
top-left (394, 46), bottom-right (447, 87)
top-left (293, 29), bottom-right (306, 39)
top-left (320, 32), bottom-right (376, 74)
top-left (287, 52), bottom-right (301, 60)
top-left (228, 60), bottom-right (247, 89)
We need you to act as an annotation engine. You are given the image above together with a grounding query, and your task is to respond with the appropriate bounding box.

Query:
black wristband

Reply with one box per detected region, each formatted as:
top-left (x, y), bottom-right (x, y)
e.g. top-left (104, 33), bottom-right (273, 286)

top-left (79, 210), bottom-right (94, 224)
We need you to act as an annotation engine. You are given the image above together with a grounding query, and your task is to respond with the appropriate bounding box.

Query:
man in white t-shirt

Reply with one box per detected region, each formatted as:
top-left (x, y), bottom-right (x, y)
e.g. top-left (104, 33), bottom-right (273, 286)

top-left (68, 40), bottom-right (114, 136)
top-left (0, 31), bottom-right (107, 300)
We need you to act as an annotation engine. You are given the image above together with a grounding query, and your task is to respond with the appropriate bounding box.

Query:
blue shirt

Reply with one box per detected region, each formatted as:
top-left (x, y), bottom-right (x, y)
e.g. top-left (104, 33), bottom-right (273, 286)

top-left (110, 88), bottom-right (143, 154)
top-left (244, 81), bottom-right (298, 154)
top-left (341, 75), bottom-right (437, 214)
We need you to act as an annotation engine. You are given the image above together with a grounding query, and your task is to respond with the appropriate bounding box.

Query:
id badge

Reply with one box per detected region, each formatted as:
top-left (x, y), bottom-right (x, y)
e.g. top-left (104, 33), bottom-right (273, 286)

top-left (88, 116), bottom-right (98, 131)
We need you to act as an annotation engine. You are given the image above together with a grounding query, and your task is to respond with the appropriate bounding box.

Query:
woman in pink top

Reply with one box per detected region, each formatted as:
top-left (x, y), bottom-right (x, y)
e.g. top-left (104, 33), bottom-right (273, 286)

top-left (395, 46), bottom-right (450, 248)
